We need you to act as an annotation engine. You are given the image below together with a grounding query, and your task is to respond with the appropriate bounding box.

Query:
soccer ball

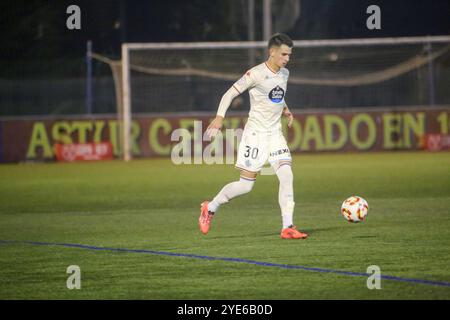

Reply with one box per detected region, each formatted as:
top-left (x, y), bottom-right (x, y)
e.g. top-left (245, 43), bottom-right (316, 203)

top-left (341, 196), bottom-right (369, 223)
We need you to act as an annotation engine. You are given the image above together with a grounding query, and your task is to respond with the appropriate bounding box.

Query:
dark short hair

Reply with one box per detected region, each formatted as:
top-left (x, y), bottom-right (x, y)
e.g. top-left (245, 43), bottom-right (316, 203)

top-left (268, 33), bottom-right (293, 49)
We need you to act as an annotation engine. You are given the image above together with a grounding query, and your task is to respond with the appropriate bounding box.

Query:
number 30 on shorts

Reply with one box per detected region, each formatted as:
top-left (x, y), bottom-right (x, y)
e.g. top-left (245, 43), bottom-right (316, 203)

top-left (244, 146), bottom-right (259, 159)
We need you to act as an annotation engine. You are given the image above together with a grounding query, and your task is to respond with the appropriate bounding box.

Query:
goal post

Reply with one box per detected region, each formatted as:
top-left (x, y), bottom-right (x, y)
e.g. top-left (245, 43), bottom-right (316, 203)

top-left (121, 44), bottom-right (132, 162)
top-left (119, 35), bottom-right (450, 161)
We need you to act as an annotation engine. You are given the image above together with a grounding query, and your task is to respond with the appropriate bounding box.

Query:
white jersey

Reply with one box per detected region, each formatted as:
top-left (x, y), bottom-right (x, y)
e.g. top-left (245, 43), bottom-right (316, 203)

top-left (232, 62), bottom-right (289, 132)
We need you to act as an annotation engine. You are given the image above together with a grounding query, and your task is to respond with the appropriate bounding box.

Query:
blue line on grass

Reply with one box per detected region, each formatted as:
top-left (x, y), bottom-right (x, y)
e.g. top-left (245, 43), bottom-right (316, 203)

top-left (1, 239), bottom-right (450, 288)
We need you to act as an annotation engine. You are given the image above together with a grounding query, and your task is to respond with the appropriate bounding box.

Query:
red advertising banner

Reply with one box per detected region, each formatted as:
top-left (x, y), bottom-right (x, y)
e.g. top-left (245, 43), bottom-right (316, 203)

top-left (0, 108), bottom-right (449, 163)
top-left (54, 143), bottom-right (113, 162)
top-left (422, 134), bottom-right (450, 151)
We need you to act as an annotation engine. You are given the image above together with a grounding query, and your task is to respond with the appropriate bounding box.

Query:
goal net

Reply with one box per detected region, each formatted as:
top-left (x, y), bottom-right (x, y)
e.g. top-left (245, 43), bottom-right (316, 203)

top-left (99, 36), bottom-right (450, 160)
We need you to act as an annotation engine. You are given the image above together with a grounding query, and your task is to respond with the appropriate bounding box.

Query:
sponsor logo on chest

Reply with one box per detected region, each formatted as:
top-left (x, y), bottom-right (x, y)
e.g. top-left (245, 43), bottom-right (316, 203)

top-left (268, 85), bottom-right (285, 103)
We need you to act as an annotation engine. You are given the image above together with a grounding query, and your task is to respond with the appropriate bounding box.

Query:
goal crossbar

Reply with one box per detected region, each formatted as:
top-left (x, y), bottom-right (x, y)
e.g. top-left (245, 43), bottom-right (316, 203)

top-left (125, 35), bottom-right (450, 50)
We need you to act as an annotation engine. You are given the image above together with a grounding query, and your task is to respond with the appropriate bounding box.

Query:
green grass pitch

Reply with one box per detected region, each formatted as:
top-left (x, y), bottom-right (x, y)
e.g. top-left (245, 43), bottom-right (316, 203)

top-left (0, 152), bottom-right (449, 299)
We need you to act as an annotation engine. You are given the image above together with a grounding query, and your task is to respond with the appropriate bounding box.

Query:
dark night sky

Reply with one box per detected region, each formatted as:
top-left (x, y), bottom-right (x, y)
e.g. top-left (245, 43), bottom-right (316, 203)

top-left (0, 0), bottom-right (449, 72)
top-left (292, 0), bottom-right (450, 39)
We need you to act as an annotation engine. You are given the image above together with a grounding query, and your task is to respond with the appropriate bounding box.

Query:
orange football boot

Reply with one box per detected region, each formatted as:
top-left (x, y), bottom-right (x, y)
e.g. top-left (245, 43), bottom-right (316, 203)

top-left (199, 201), bottom-right (214, 235)
top-left (280, 225), bottom-right (308, 239)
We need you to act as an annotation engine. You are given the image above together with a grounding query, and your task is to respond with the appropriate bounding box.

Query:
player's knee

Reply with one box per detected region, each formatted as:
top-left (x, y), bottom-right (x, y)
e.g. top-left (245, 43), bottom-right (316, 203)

top-left (276, 162), bottom-right (293, 184)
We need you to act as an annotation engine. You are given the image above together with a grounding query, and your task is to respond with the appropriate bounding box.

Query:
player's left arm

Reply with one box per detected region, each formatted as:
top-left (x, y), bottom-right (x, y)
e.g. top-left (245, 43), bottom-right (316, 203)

top-left (281, 68), bottom-right (293, 128)
top-left (282, 103), bottom-right (294, 128)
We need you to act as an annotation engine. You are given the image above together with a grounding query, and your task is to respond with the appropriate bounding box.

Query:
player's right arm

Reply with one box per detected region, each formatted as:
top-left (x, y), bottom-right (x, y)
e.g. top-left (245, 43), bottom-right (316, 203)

top-left (205, 86), bottom-right (240, 138)
top-left (206, 69), bottom-right (258, 138)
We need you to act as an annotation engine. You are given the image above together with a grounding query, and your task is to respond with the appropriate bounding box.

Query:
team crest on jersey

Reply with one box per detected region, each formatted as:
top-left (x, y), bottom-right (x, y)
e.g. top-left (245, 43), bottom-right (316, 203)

top-left (268, 86), bottom-right (285, 103)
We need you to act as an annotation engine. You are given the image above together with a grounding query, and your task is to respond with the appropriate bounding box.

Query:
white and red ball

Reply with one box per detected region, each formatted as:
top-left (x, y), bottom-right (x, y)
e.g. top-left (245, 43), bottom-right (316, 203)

top-left (341, 196), bottom-right (369, 223)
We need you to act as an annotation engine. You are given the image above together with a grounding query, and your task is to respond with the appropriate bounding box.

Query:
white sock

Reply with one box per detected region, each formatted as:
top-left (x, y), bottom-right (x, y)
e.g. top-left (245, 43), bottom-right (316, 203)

top-left (276, 164), bottom-right (295, 229)
top-left (207, 177), bottom-right (255, 213)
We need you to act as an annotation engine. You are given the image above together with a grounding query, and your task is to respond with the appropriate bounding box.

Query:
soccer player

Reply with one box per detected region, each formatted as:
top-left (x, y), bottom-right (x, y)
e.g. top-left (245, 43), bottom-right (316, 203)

top-left (199, 33), bottom-right (308, 240)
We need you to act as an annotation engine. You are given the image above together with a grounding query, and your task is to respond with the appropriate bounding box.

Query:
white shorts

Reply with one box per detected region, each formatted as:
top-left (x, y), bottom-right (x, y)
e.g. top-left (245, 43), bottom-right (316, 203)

top-left (235, 128), bottom-right (292, 173)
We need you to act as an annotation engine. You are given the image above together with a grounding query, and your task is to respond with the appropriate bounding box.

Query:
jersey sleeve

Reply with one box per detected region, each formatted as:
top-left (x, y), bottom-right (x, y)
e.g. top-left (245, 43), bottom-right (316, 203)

top-left (232, 69), bottom-right (259, 94)
top-left (282, 68), bottom-right (290, 80)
